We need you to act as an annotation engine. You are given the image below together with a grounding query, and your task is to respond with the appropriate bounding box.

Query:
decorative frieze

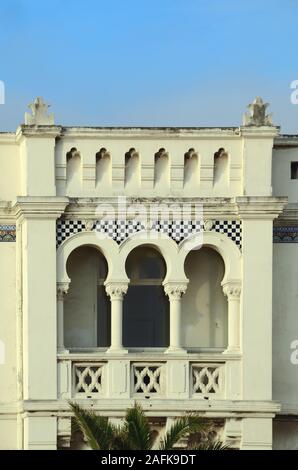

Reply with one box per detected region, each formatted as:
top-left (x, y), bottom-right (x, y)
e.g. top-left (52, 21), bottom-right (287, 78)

top-left (56, 218), bottom-right (242, 248)
top-left (273, 226), bottom-right (298, 243)
top-left (0, 225), bottom-right (16, 242)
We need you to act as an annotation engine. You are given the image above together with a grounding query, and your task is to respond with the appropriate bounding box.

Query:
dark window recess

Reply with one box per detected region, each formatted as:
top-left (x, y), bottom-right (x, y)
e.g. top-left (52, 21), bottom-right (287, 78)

top-left (291, 162), bottom-right (298, 179)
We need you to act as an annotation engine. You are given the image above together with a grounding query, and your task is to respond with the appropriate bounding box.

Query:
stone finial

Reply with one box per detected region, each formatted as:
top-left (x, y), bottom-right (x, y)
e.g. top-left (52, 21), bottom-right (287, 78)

top-left (25, 97), bottom-right (55, 125)
top-left (243, 96), bottom-right (273, 127)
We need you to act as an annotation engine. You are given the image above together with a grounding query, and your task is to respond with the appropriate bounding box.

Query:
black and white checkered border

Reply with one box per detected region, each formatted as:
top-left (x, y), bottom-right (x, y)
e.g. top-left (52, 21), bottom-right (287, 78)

top-left (56, 220), bottom-right (86, 246)
top-left (95, 220), bottom-right (145, 243)
top-left (56, 219), bottom-right (242, 248)
top-left (153, 220), bottom-right (203, 242)
top-left (213, 220), bottom-right (242, 248)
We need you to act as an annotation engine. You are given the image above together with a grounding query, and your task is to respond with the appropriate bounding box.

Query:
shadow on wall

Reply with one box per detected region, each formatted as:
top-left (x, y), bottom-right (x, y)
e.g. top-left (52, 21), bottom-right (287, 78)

top-left (96, 148), bottom-right (111, 189)
top-left (182, 247), bottom-right (228, 349)
top-left (64, 246), bottom-right (110, 349)
top-left (184, 148), bottom-right (200, 189)
top-left (213, 148), bottom-right (229, 188)
top-left (66, 148), bottom-right (82, 194)
top-left (154, 148), bottom-right (170, 192)
top-left (125, 148), bottom-right (140, 189)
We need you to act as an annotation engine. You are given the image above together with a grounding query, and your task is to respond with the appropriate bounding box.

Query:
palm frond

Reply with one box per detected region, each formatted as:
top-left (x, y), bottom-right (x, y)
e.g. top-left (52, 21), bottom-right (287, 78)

top-left (69, 401), bottom-right (115, 450)
top-left (159, 415), bottom-right (211, 450)
top-left (111, 424), bottom-right (132, 450)
top-left (124, 402), bottom-right (155, 450)
top-left (193, 440), bottom-right (230, 450)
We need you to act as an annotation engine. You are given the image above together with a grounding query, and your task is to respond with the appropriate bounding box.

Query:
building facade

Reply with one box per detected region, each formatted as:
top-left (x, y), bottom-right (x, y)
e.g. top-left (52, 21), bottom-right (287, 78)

top-left (0, 97), bottom-right (297, 450)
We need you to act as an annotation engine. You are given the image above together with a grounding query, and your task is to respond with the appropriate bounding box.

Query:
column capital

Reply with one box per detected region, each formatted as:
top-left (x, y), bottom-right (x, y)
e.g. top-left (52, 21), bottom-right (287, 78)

top-left (57, 282), bottom-right (69, 300)
top-left (163, 282), bottom-right (188, 300)
top-left (105, 282), bottom-right (128, 301)
top-left (222, 282), bottom-right (242, 300)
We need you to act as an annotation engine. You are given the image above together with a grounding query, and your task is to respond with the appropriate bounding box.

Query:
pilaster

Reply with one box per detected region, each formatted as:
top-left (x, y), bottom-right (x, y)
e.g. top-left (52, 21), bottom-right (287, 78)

top-left (13, 197), bottom-right (68, 400)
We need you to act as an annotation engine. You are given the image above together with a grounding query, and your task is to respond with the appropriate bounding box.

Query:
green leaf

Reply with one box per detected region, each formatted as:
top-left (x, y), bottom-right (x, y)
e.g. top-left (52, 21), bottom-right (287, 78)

top-left (69, 401), bottom-right (115, 450)
top-left (159, 415), bottom-right (211, 450)
top-left (192, 440), bottom-right (230, 450)
top-left (124, 402), bottom-right (155, 450)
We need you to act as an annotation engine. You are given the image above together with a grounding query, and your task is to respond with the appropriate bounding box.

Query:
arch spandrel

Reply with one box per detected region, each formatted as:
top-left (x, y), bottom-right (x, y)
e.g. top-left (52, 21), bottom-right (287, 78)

top-left (56, 231), bottom-right (126, 286)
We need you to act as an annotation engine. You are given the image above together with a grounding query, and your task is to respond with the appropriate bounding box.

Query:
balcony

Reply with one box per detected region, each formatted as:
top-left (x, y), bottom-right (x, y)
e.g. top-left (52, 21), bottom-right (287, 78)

top-left (57, 351), bottom-right (241, 405)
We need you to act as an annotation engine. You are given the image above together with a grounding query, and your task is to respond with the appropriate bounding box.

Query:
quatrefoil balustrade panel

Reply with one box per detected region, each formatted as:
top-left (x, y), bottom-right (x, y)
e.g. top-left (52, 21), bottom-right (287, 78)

top-left (132, 363), bottom-right (165, 397)
top-left (73, 363), bottom-right (105, 398)
top-left (191, 364), bottom-right (224, 398)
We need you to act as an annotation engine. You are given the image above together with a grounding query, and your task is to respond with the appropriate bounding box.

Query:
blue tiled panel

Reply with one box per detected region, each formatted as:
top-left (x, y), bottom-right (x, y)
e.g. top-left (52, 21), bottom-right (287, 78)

top-left (273, 226), bottom-right (298, 243)
top-left (0, 225), bottom-right (16, 242)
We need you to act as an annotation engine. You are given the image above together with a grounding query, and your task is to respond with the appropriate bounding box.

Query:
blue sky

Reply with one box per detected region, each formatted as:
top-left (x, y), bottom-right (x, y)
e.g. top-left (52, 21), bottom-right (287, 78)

top-left (0, 0), bottom-right (298, 132)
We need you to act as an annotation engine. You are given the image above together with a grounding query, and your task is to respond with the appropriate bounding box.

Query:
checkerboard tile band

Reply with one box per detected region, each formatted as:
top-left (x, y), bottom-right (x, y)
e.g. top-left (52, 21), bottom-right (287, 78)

top-left (153, 220), bottom-right (203, 242)
top-left (56, 219), bottom-right (242, 248)
top-left (95, 220), bottom-right (145, 243)
top-left (56, 220), bottom-right (86, 246)
top-left (214, 220), bottom-right (242, 248)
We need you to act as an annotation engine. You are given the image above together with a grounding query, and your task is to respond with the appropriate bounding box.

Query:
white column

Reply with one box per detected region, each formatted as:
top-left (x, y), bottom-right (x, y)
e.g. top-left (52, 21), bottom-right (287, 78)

top-left (164, 283), bottom-right (187, 354)
top-left (222, 282), bottom-right (241, 353)
top-left (105, 283), bottom-right (128, 354)
top-left (57, 283), bottom-right (69, 353)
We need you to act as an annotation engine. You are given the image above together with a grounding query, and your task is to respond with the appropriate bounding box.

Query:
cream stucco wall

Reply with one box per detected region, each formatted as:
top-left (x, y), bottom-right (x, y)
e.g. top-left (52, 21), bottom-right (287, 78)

top-left (182, 247), bottom-right (228, 348)
top-left (0, 419), bottom-right (18, 450)
top-left (0, 244), bottom-right (17, 402)
top-left (0, 244), bottom-right (17, 450)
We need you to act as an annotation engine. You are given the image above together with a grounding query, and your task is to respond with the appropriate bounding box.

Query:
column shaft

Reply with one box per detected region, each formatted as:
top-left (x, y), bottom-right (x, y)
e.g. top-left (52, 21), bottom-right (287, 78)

top-left (164, 283), bottom-right (188, 354)
top-left (169, 298), bottom-right (182, 350)
top-left (223, 283), bottom-right (241, 353)
top-left (110, 298), bottom-right (123, 350)
top-left (105, 283), bottom-right (128, 354)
